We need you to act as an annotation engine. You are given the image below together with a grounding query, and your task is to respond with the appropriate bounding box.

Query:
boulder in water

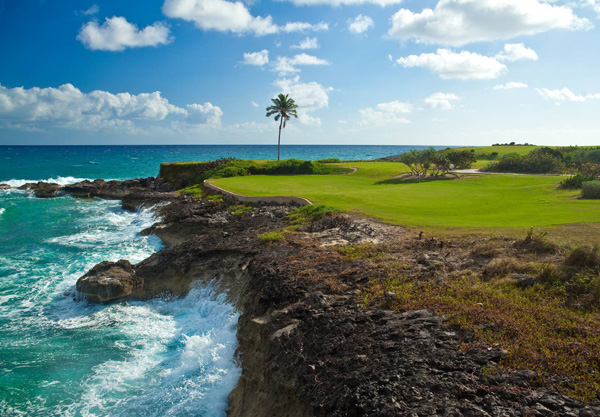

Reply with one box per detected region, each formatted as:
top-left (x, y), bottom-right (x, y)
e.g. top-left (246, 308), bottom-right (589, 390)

top-left (76, 260), bottom-right (143, 303)
top-left (0, 184), bottom-right (11, 190)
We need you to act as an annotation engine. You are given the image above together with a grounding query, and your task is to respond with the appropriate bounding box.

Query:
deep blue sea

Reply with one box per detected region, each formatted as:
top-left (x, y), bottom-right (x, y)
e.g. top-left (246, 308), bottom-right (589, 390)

top-left (0, 145), bottom-right (440, 416)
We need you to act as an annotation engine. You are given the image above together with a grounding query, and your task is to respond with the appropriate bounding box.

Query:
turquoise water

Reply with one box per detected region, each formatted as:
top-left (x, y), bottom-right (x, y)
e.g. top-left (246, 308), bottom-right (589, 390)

top-left (0, 145), bottom-right (443, 416)
top-left (0, 145), bottom-right (441, 183)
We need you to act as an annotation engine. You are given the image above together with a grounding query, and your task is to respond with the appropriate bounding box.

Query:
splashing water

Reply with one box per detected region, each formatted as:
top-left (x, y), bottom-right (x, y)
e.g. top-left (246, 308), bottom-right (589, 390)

top-left (0, 190), bottom-right (240, 416)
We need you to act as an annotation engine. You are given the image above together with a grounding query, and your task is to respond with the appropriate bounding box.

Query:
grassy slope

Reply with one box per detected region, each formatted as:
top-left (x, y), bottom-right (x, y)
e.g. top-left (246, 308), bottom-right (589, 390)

top-left (211, 161), bottom-right (599, 230)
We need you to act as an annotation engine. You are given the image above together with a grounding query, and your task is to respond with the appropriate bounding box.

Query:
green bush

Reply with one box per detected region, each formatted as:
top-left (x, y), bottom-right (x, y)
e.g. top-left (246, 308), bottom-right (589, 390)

top-left (483, 151), bottom-right (565, 174)
top-left (315, 158), bottom-right (342, 163)
top-left (560, 175), bottom-right (595, 189)
top-left (582, 181), bottom-right (600, 199)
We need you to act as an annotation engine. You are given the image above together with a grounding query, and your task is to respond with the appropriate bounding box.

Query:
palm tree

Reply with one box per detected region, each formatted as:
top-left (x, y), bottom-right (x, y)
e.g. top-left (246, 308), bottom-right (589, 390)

top-left (266, 93), bottom-right (298, 161)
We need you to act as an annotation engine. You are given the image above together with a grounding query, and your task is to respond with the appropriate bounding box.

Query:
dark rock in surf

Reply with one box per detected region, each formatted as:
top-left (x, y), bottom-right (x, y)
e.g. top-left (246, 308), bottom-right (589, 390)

top-left (76, 260), bottom-right (142, 303)
top-left (18, 181), bottom-right (61, 198)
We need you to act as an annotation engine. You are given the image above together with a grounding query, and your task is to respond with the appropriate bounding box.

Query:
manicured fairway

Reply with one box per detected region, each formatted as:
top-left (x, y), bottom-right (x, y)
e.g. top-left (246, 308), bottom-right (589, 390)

top-left (210, 162), bottom-right (600, 230)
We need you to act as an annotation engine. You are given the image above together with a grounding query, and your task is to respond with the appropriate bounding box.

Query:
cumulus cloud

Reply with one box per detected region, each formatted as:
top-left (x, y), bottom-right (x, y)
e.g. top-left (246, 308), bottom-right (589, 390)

top-left (243, 49), bottom-right (269, 66)
top-left (388, 0), bottom-right (591, 46)
top-left (493, 82), bottom-right (529, 90)
top-left (348, 15), bottom-right (374, 34)
top-left (282, 0), bottom-right (402, 6)
top-left (535, 87), bottom-right (600, 102)
top-left (395, 43), bottom-right (537, 80)
top-left (186, 103), bottom-right (223, 125)
top-left (495, 43), bottom-right (538, 62)
top-left (424, 92), bottom-right (460, 109)
top-left (162, 0), bottom-right (327, 36)
top-left (273, 54), bottom-right (330, 74)
top-left (359, 100), bottom-right (412, 127)
top-left (292, 37), bottom-right (319, 50)
top-left (396, 49), bottom-right (507, 80)
top-left (0, 83), bottom-right (222, 133)
top-left (77, 17), bottom-right (173, 51)
top-left (273, 76), bottom-right (332, 126)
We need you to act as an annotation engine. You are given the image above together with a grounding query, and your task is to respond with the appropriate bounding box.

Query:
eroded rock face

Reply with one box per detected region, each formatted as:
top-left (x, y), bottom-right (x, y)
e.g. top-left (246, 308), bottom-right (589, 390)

top-left (76, 260), bottom-right (142, 303)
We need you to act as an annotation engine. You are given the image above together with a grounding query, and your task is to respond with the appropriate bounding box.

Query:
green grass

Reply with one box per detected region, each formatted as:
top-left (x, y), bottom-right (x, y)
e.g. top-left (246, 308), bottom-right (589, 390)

top-left (258, 230), bottom-right (286, 242)
top-left (177, 184), bottom-right (205, 198)
top-left (211, 161), bottom-right (600, 230)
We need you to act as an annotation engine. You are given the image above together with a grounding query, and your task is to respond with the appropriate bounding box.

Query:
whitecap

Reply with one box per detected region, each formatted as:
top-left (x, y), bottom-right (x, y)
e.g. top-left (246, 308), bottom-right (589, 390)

top-left (1, 177), bottom-right (92, 188)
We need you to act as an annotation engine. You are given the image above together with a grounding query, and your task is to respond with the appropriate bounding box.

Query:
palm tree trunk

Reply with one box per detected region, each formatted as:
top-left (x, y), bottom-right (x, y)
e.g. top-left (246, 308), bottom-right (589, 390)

top-left (277, 117), bottom-right (283, 161)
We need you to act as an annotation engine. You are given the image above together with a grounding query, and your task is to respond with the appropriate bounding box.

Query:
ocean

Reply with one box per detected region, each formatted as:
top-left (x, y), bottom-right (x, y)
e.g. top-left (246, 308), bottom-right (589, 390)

top-left (0, 145), bottom-right (438, 416)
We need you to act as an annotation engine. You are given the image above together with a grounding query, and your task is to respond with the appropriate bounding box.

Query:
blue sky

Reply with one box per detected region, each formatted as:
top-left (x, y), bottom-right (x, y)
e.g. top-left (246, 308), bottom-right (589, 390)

top-left (1, 0), bottom-right (600, 146)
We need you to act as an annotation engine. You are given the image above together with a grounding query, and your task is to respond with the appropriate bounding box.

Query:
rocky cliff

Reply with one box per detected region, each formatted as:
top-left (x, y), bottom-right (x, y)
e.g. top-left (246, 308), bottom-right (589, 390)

top-left (15, 177), bottom-right (600, 416)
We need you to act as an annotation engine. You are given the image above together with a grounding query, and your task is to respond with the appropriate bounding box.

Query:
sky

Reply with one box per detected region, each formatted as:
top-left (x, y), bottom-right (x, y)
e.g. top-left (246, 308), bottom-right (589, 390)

top-left (1, 0), bottom-right (600, 146)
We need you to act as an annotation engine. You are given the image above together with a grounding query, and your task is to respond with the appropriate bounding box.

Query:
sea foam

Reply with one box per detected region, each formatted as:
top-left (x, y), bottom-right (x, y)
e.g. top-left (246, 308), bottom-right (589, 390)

top-left (1, 176), bottom-right (92, 187)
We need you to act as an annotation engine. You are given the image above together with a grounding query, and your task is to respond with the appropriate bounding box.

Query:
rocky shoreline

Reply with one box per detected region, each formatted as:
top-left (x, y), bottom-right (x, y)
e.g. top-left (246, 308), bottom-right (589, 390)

top-left (5, 178), bottom-right (600, 416)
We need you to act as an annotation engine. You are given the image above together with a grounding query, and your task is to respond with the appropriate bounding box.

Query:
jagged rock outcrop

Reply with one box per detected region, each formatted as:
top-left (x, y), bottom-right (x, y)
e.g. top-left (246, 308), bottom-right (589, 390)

top-left (18, 181), bottom-right (61, 198)
top-left (0, 183), bottom-right (11, 190)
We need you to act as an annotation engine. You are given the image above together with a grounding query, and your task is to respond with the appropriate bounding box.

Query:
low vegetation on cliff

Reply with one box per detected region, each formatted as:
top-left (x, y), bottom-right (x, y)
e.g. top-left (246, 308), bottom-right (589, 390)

top-left (160, 158), bottom-right (349, 189)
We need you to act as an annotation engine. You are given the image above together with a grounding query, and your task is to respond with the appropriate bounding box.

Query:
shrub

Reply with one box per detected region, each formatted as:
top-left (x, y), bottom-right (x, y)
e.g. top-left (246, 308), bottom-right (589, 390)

top-left (582, 181), bottom-right (600, 199)
top-left (560, 174), bottom-right (595, 189)
top-left (288, 204), bottom-right (341, 225)
top-left (446, 150), bottom-right (477, 169)
top-left (565, 245), bottom-right (599, 269)
top-left (315, 158), bottom-right (342, 163)
top-left (483, 151), bottom-right (565, 174)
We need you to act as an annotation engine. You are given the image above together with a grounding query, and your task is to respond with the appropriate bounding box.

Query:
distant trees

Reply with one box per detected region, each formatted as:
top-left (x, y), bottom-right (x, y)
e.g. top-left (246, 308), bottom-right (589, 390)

top-left (266, 94), bottom-right (298, 161)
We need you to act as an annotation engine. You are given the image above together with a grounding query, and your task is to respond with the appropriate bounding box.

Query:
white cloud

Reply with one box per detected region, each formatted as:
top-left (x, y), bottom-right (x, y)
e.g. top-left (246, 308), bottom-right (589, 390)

top-left (0, 83), bottom-right (222, 133)
top-left (243, 49), bottom-right (269, 66)
top-left (281, 22), bottom-right (329, 33)
top-left (282, 0), bottom-right (402, 6)
top-left (273, 54), bottom-right (330, 74)
top-left (388, 0), bottom-right (591, 46)
top-left (423, 92), bottom-right (460, 109)
top-left (292, 37), bottom-right (319, 50)
top-left (186, 103), bottom-right (223, 125)
top-left (273, 76), bottom-right (333, 126)
top-left (251, 101), bottom-right (259, 107)
top-left (162, 0), bottom-right (328, 36)
top-left (348, 15), bottom-right (374, 34)
top-left (359, 100), bottom-right (412, 127)
top-left (77, 17), bottom-right (173, 51)
top-left (535, 87), bottom-right (600, 102)
top-left (493, 82), bottom-right (529, 90)
top-left (495, 43), bottom-right (538, 62)
top-left (78, 5), bottom-right (99, 16)
top-left (395, 44), bottom-right (537, 80)
top-left (396, 49), bottom-right (506, 80)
